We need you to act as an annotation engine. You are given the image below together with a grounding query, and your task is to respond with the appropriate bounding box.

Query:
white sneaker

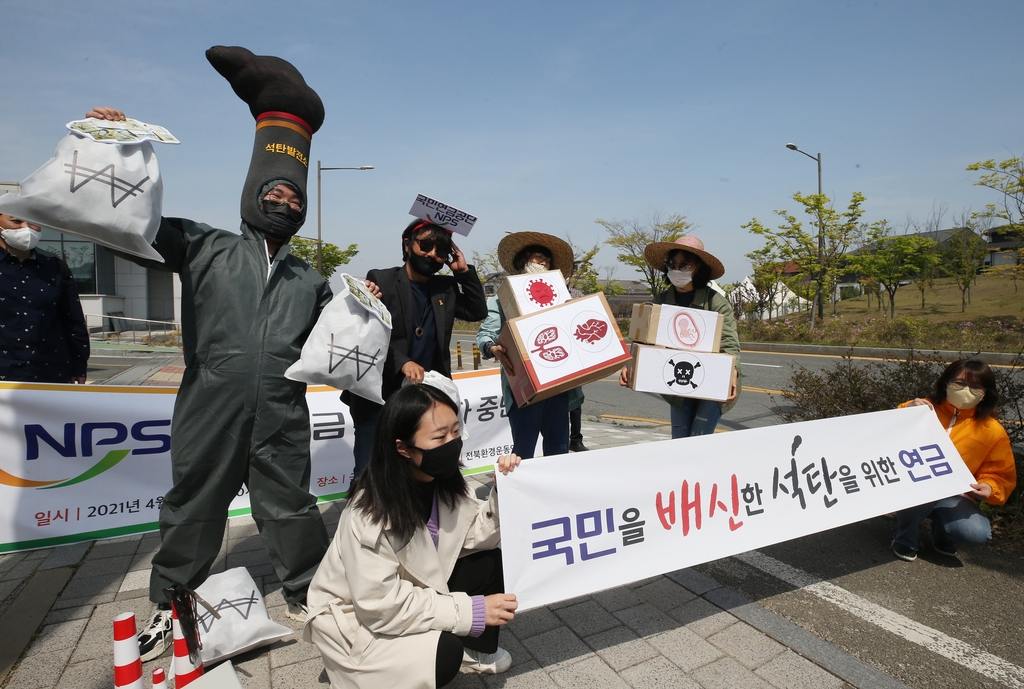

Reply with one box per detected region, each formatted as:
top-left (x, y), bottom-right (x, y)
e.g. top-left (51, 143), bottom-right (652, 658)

top-left (286, 601), bottom-right (308, 622)
top-left (462, 647), bottom-right (512, 674)
top-left (138, 607), bottom-right (173, 662)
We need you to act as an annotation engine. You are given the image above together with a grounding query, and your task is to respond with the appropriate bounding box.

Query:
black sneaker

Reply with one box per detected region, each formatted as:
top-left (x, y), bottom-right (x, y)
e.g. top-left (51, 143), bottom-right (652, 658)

top-left (933, 540), bottom-right (958, 557)
top-left (569, 441), bottom-right (589, 452)
top-left (138, 608), bottom-right (173, 662)
top-left (891, 541), bottom-right (918, 562)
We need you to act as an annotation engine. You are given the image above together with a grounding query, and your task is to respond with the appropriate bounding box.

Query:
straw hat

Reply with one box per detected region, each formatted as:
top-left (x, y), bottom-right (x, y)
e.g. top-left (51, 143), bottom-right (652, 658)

top-left (497, 232), bottom-right (575, 280)
top-left (643, 235), bottom-right (725, 280)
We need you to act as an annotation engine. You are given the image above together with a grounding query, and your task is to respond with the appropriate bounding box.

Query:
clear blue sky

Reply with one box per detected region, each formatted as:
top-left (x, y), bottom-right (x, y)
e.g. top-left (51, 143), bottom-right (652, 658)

top-left (4, 1), bottom-right (1022, 287)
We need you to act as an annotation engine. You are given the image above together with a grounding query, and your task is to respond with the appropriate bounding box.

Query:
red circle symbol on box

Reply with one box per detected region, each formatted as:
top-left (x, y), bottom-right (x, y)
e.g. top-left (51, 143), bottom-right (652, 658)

top-left (670, 311), bottom-right (702, 348)
top-left (526, 278), bottom-right (558, 307)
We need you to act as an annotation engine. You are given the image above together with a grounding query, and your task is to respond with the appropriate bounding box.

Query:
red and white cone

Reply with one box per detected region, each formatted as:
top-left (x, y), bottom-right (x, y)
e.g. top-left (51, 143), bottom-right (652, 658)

top-left (112, 612), bottom-right (144, 689)
top-left (151, 667), bottom-right (168, 689)
top-left (170, 605), bottom-right (204, 687)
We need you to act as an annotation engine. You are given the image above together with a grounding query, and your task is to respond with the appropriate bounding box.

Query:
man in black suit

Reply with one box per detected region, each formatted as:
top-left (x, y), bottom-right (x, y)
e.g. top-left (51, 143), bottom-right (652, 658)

top-left (346, 219), bottom-right (488, 477)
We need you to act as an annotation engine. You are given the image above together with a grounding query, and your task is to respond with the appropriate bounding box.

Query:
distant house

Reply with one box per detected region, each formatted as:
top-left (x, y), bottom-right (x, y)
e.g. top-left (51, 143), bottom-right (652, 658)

top-left (984, 225), bottom-right (1022, 267)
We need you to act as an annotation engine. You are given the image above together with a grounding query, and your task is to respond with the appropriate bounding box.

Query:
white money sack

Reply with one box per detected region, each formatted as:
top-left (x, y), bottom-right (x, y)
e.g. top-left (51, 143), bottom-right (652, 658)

top-left (0, 132), bottom-right (164, 262)
top-left (285, 274), bottom-right (392, 404)
top-left (194, 567), bottom-right (293, 664)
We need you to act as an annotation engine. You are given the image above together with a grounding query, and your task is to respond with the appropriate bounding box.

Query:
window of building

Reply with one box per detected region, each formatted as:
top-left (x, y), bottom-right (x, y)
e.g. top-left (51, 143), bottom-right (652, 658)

top-left (36, 231), bottom-right (116, 295)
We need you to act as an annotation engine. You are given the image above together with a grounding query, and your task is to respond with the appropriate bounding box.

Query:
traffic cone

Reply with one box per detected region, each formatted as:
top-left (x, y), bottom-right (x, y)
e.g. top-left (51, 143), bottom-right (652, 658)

top-left (112, 612), bottom-right (144, 689)
top-left (170, 605), bottom-right (204, 687)
top-left (151, 667), bottom-right (168, 689)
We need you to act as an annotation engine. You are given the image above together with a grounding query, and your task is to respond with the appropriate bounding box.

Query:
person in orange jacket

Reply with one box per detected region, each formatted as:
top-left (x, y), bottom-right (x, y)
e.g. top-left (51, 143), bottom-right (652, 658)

top-left (891, 359), bottom-right (1017, 561)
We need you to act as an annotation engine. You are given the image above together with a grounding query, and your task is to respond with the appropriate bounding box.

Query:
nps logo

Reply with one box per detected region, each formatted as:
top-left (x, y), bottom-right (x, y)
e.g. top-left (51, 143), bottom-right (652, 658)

top-left (0, 420), bottom-right (170, 490)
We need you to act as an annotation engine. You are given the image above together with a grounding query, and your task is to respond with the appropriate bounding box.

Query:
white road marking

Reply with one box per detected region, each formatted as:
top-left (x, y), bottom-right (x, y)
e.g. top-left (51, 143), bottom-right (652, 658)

top-left (735, 550), bottom-right (1024, 688)
top-left (741, 363), bottom-right (782, 368)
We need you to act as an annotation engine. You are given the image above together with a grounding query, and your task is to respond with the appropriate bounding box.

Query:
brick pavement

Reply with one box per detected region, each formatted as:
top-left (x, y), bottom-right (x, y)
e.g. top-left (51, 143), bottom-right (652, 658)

top-left (0, 358), bottom-right (908, 688)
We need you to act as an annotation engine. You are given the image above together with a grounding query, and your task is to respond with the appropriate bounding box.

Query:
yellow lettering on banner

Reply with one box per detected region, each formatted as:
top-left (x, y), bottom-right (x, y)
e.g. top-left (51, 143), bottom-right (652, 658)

top-left (264, 144), bottom-right (309, 168)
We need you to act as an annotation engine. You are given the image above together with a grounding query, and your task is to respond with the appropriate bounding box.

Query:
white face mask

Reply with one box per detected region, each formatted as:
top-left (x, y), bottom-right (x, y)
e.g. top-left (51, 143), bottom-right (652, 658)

top-left (1, 227), bottom-right (40, 252)
top-left (667, 269), bottom-right (693, 288)
top-left (946, 384), bottom-right (984, 410)
top-left (524, 261), bottom-right (549, 274)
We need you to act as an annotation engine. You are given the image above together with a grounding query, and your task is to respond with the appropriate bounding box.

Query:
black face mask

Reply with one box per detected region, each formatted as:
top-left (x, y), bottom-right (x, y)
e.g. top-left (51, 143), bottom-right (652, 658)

top-left (411, 437), bottom-right (464, 479)
top-left (408, 252), bottom-right (445, 277)
top-left (261, 199), bottom-right (304, 225)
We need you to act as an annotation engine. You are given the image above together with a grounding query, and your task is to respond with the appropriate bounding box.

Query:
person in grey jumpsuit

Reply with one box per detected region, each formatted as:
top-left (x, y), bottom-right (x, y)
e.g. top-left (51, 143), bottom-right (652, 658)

top-left (89, 46), bottom-right (342, 660)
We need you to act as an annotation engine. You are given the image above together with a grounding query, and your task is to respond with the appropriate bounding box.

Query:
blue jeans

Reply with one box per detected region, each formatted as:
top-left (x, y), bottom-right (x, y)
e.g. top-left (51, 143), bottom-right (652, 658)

top-left (669, 398), bottom-right (722, 439)
top-left (507, 392), bottom-right (570, 459)
top-left (893, 496), bottom-right (991, 550)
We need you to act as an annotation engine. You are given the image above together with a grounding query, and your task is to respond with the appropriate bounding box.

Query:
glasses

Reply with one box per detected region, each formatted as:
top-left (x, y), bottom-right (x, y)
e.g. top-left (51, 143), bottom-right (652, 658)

top-left (665, 259), bottom-right (697, 271)
top-left (415, 237), bottom-right (452, 260)
top-left (949, 381), bottom-right (985, 394)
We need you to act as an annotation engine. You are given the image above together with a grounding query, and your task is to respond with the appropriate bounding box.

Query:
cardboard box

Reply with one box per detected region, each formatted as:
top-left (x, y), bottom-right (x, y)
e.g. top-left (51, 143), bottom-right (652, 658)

top-left (628, 343), bottom-right (734, 402)
top-left (497, 292), bottom-right (631, 407)
top-left (497, 269), bottom-right (572, 319)
top-left (628, 302), bottom-right (723, 353)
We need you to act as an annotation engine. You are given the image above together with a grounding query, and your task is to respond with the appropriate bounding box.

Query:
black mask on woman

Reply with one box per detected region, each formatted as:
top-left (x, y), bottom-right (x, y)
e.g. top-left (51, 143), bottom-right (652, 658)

top-left (410, 437), bottom-right (464, 479)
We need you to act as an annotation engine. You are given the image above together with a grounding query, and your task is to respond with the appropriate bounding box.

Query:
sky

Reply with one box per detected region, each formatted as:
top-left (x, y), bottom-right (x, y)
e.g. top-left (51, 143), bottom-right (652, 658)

top-left (3, 1), bottom-right (1023, 289)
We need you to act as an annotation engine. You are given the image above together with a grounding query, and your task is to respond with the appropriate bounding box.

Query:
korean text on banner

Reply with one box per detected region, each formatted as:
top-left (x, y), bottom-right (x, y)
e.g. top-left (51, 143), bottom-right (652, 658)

top-left (0, 369), bottom-right (511, 553)
top-left (496, 405), bottom-right (977, 611)
top-left (408, 194), bottom-right (478, 237)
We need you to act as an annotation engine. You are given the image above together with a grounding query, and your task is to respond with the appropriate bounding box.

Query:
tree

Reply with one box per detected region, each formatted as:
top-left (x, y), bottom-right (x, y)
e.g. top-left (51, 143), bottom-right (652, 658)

top-left (942, 216), bottom-right (988, 312)
top-left (853, 220), bottom-right (939, 318)
top-left (289, 237), bottom-right (358, 279)
top-left (906, 205), bottom-right (947, 309)
top-left (596, 212), bottom-right (691, 297)
top-left (968, 155), bottom-right (1024, 294)
top-left (470, 247), bottom-right (502, 283)
top-left (744, 239), bottom-right (786, 320)
top-left (743, 191), bottom-right (866, 329)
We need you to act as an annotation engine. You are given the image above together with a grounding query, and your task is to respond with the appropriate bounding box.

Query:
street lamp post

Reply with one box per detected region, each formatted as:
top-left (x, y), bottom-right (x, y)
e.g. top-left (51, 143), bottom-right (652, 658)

top-left (785, 143), bottom-right (823, 329)
top-left (316, 161), bottom-right (374, 275)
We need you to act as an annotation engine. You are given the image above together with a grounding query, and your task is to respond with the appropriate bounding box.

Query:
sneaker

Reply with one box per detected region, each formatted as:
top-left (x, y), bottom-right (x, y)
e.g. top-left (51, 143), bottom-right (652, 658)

top-left (286, 601), bottom-right (308, 622)
top-left (138, 608), bottom-right (173, 662)
top-left (933, 540), bottom-right (958, 557)
top-left (462, 647), bottom-right (512, 674)
top-left (891, 541), bottom-right (918, 562)
top-left (569, 441), bottom-right (590, 452)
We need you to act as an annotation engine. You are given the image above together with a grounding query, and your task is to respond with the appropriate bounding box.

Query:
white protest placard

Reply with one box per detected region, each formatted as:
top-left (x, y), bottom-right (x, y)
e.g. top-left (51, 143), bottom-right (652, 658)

top-left (408, 194), bottom-right (478, 237)
top-left (497, 270), bottom-right (572, 319)
top-left (0, 369), bottom-right (511, 553)
top-left (496, 406), bottom-right (977, 611)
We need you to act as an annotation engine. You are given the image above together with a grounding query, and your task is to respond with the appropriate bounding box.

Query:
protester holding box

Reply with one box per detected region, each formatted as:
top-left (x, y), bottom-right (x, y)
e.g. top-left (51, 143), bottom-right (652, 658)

top-left (891, 359), bottom-right (1016, 562)
top-left (478, 232), bottom-right (578, 458)
top-left (305, 383), bottom-right (521, 687)
top-left (620, 236), bottom-right (740, 437)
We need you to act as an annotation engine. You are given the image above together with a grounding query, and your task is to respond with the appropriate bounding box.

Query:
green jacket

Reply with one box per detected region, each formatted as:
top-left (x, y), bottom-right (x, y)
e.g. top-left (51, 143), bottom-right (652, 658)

top-left (655, 285), bottom-right (741, 414)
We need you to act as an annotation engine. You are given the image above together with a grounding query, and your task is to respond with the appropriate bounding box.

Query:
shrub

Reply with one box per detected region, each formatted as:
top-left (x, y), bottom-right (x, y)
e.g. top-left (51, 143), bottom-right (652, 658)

top-left (775, 351), bottom-right (1024, 545)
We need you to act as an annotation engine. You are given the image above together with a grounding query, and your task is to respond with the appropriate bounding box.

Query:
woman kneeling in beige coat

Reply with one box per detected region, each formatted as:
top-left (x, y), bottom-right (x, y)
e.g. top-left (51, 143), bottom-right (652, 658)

top-left (304, 383), bottom-right (520, 688)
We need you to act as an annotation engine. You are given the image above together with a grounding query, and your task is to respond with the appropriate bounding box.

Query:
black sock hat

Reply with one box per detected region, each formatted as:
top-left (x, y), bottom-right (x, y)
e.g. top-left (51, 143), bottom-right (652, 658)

top-left (206, 46), bottom-right (325, 240)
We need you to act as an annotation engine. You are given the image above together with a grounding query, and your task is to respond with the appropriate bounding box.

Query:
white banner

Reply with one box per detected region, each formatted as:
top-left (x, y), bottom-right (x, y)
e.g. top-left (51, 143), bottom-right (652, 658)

top-left (496, 406), bottom-right (978, 611)
top-left (0, 370), bottom-right (511, 552)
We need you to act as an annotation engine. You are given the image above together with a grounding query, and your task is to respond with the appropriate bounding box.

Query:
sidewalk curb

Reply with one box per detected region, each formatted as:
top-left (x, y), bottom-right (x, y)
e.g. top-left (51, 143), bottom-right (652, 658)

top-left (740, 341), bottom-right (1021, 365)
top-left (704, 586), bottom-right (911, 689)
top-left (103, 354), bottom-right (181, 385)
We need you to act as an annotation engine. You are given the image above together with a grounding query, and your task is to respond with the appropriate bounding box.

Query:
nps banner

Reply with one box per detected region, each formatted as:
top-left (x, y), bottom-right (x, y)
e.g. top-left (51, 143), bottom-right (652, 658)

top-left (0, 369), bottom-right (511, 552)
top-left (497, 406), bottom-right (978, 611)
